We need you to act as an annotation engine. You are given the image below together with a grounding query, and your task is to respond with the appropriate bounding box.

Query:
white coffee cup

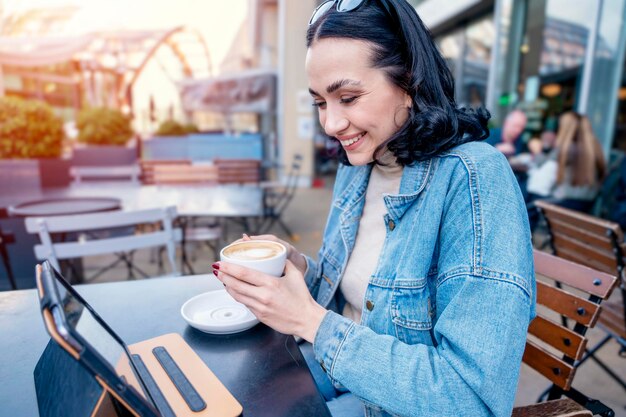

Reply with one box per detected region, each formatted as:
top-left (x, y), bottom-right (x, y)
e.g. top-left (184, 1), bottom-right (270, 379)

top-left (220, 240), bottom-right (287, 277)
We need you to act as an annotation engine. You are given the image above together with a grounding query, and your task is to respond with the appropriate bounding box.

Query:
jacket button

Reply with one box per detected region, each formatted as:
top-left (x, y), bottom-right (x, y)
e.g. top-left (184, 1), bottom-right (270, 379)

top-left (388, 219), bottom-right (396, 231)
top-left (366, 300), bottom-right (374, 311)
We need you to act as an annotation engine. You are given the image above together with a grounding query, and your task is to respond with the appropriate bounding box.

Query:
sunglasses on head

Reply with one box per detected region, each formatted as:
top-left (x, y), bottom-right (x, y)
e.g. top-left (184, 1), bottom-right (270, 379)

top-left (309, 0), bottom-right (393, 26)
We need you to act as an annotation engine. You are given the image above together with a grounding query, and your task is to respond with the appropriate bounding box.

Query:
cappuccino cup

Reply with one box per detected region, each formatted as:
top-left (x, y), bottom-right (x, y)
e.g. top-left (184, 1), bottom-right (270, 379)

top-left (220, 240), bottom-right (287, 277)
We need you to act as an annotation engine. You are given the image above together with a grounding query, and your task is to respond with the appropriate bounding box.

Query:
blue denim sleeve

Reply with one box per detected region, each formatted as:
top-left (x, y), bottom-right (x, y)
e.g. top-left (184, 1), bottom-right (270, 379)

top-left (313, 276), bottom-right (531, 417)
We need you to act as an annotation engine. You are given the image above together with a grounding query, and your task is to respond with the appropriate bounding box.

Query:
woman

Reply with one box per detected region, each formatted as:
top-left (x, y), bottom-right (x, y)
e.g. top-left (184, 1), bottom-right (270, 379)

top-left (213, 1), bottom-right (535, 416)
top-left (552, 112), bottom-right (606, 210)
top-left (526, 112), bottom-right (606, 231)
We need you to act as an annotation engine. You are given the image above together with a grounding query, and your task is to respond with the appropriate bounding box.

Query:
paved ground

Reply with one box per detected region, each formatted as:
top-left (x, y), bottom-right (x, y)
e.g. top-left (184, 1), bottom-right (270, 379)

top-left (19, 175), bottom-right (626, 415)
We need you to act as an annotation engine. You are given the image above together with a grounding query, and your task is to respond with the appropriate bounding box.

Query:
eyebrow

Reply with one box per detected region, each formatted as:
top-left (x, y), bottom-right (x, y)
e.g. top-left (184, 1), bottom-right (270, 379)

top-left (309, 79), bottom-right (363, 97)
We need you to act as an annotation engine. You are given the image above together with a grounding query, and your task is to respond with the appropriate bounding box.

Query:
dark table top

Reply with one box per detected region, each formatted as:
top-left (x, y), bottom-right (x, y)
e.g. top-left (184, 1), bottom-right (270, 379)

top-left (0, 275), bottom-right (330, 417)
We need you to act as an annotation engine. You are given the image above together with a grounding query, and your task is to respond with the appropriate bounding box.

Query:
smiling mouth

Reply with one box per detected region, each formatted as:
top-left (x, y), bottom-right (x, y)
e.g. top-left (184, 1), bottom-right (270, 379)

top-left (339, 132), bottom-right (365, 147)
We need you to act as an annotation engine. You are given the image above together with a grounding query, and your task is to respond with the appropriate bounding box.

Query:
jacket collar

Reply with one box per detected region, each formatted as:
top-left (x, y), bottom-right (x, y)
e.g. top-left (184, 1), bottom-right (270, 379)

top-left (334, 159), bottom-right (432, 221)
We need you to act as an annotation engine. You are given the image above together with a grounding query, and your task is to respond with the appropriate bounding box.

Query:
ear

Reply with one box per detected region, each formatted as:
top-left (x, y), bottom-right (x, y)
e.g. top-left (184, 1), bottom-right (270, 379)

top-left (404, 92), bottom-right (413, 109)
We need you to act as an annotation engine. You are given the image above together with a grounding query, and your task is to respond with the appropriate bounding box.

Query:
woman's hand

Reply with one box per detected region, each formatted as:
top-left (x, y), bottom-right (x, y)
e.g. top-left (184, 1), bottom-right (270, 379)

top-left (234, 233), bottom-right (308, 275)
top-left (213, 260), bottom-right (327, 343)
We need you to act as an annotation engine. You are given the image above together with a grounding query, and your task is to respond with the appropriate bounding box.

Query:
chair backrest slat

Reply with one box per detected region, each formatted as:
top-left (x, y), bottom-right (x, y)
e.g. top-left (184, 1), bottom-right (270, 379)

top-left (548, 217), bottom-right (615, 253)
top-left (527, 315), bottom-right (586, 360)
top-left (551, 233), bottom-right (618, 273)
top-left (522, 340), bottom-right (576, 390)
top-left (534, 250), bottom-right (616, 298)
top-left (34, 229), bottom-right (182, 260)
top-left (536, 281), bottom-right (600, 327)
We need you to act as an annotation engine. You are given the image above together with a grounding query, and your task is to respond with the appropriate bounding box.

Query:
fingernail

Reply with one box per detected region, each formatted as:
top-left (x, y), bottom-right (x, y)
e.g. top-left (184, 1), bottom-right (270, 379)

top-left (242, 233), bottom-right (249, 239)
top-left (213, 270), bottom-right (218, 277)
top-left (212, 263), bottom-right (220, 270)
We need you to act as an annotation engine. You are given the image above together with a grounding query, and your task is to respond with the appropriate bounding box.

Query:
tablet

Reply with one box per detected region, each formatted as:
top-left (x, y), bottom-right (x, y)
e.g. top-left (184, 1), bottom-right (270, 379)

top-left (36, 261), bottom-right (243, 417)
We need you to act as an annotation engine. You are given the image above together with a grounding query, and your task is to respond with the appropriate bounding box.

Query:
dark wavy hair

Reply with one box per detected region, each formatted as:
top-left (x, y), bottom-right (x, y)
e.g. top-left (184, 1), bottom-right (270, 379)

top-left (306, 0), bottom-right (491, 165)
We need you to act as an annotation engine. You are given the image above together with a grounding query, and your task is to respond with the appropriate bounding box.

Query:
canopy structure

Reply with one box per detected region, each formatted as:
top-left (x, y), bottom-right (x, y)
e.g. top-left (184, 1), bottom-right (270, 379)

top-left (0, 26), bottom-right (212, 112)
top-left (179, 68), bottom-right (276, 114)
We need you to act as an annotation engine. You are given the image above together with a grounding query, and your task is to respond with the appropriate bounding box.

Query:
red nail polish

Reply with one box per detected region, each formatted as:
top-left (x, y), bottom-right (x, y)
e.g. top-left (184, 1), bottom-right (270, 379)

top-left (213, 270), bottom-right (218, 276)
top-left (212, 263), bottom-right (220, 270)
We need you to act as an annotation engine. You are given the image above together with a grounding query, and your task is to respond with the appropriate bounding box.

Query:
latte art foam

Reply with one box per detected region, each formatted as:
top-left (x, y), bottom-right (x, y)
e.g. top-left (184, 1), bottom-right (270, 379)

top-left (223, 242), bottom-right (283, 260)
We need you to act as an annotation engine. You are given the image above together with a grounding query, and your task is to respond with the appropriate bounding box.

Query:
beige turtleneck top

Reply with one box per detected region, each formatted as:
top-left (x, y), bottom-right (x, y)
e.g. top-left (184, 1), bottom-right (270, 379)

top-left (340, 151), bottom-right (403, 323)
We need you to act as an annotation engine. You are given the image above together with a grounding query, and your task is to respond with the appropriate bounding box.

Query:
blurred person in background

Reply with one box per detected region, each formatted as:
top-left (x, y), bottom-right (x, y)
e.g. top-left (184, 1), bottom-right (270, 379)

top-left (213, 1), bottom-right (534, 416)
top-left (526, 111), bottom-right (606, 230)
top-left (486, 109), bottom-right (528, 157)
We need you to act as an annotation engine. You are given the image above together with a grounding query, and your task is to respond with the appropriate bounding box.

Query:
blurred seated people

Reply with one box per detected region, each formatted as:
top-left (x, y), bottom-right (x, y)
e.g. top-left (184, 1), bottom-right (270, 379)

top-left (526, 112), bottom-right (606, 230)
top-left (486, 109), bottom-right (528, 158)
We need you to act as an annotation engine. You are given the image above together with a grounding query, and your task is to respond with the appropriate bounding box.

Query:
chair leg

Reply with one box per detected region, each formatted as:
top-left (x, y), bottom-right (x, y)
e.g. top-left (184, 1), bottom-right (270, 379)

top-left (0, 242), bottom-right (17, 290)
top-left (547, 385), bottom-right (563, 401)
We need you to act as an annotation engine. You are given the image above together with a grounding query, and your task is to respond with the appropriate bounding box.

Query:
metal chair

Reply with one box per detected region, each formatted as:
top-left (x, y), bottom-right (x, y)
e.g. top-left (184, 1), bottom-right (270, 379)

top-left (536, 200), bottom-right (626, 394)
top-left (259, 153), bottom-right (303, 239)
top-left (145, 161), bottom-right (222, 273)
top-left (511, 250), bottom-right (618, 417)
top-left (25, 207), bottom-right (181, 282)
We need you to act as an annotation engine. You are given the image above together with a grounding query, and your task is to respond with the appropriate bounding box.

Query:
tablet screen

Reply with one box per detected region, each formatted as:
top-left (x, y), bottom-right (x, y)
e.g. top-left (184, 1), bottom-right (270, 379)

top-left (49, 267), bottom-right (157, 410)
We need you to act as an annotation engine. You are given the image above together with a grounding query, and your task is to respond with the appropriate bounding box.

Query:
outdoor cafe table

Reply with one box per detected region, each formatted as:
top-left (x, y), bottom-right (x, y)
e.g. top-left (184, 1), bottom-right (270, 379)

top-left (0, 274), bottom-right (331, 417)
top-left (2, 183), bottom-right (264, 218)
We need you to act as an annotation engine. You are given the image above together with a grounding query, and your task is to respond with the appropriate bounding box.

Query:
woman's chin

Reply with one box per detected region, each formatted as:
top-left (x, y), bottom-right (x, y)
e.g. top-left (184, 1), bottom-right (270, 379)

top-left (346, 154), bottom-right (374, 166)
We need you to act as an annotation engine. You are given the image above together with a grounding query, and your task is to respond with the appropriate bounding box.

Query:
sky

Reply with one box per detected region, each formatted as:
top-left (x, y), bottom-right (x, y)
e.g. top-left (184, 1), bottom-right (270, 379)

top-left (2, 0), bottom-right (249, 71)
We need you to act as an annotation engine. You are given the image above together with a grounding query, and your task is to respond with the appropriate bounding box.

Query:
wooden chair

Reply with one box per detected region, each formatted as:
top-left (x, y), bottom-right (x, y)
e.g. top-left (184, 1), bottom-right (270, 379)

top-left (511, 250), bottom-right (618, 417)
top-left (215, 159), bottom-right (261, 185)
top-left (24, 207), bottom-right (181, 281)
top-left (535, 200), bottom-right (626, 393)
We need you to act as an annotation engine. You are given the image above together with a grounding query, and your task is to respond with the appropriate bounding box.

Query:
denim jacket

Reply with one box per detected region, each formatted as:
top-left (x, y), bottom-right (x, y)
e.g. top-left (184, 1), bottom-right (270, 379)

top-left (303, 142), bottom-right (535, 417)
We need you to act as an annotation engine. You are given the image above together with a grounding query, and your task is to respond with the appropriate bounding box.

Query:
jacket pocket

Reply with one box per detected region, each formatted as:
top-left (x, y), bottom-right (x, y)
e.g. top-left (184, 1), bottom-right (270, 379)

top-left (391, 278), bottom-right (434, 345)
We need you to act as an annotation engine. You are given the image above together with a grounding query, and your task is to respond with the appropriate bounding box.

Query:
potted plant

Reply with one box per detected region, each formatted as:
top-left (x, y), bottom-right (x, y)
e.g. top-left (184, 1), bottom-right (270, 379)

top-left (73, 107), bottom-right (137, 166)
top-left (0, 96), bottom-right (70, 188)
top-left (154, 119), bottom-right (199, 137)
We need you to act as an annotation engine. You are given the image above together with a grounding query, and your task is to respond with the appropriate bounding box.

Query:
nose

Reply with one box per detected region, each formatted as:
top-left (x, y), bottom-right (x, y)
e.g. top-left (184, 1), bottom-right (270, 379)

top-left (322, 107), bottom-right (349, 137)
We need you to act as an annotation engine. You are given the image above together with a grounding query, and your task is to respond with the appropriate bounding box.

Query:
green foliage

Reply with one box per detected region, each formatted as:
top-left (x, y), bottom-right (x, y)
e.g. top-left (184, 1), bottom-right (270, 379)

top-left (76, 107), bottom-right (134, 146)
top-left (0, 96), bottom-right (65, 158)
top-left (155, 119), bottom-right (199, 136)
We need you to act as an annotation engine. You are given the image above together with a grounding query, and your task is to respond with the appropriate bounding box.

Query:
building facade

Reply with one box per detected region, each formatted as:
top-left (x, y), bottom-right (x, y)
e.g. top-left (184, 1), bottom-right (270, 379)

top-left (421, 0), bottom-right (626, 155)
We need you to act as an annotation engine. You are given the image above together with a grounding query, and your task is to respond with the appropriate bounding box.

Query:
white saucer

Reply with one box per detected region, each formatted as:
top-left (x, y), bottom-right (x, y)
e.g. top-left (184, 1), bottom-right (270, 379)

top-left (181, 290), bottom-right (259, 334)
